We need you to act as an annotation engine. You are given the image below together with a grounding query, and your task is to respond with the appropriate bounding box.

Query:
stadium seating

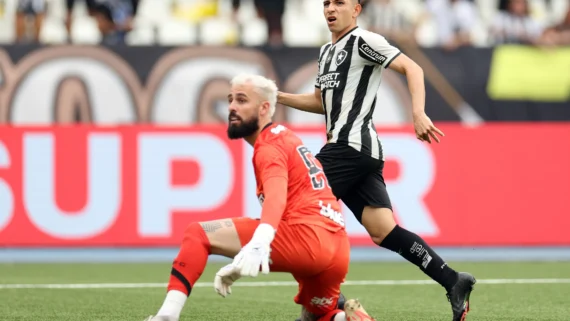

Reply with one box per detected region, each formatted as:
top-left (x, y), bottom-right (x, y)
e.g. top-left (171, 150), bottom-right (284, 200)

top-left (0, 0), bottom-right (568, 45)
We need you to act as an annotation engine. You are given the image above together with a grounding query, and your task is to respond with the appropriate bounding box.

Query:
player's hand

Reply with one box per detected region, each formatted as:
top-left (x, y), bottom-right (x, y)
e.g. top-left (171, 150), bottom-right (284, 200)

top-left (413, 112), bottom-right (445, 144)
top-left (233, 241), bottom-right (271, 277)
top-left (233, 223), bottom-right (275, 277)
top-left (214, 263), bottom-right (241, 298)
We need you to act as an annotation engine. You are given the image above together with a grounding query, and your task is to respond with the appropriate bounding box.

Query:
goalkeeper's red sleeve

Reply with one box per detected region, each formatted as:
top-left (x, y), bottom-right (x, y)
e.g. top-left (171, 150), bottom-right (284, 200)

top-left (260, 176), bottom-right (288, 230)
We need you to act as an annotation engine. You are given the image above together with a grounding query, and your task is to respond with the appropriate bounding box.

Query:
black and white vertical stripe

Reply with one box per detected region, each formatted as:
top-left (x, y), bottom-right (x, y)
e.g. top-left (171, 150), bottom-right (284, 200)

top-left (316, 27), bottom-right (400, 160)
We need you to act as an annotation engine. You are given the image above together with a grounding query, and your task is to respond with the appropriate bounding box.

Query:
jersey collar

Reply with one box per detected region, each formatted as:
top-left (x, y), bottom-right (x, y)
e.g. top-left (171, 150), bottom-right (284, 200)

top-left (333, 26), bottom-right (359, 45)
top-left (253, 122), bottom-right (274, 149)
top-left (261, 122), bottom-right (273, 132)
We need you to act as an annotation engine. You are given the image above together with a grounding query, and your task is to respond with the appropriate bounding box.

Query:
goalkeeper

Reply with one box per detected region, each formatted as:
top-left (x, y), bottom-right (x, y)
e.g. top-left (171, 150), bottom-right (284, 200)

top-left (144, 74), bottom-right (375, 321)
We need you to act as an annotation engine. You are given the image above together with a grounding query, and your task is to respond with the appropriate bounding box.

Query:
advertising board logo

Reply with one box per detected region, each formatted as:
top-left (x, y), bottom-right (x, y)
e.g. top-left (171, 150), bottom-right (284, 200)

top-left (0, 46), bottom-right (412, 126)
top-left (0, 46), bottom-right (283, 125)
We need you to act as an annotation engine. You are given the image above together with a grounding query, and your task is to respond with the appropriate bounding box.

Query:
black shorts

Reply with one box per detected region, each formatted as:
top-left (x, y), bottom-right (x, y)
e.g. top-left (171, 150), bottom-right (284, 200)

top-left (315, 143), bottom-right (392, 223)
top-left (66, 0), bottom-right (97, 12)
top-left (17, 0), bottom-right (46, 14)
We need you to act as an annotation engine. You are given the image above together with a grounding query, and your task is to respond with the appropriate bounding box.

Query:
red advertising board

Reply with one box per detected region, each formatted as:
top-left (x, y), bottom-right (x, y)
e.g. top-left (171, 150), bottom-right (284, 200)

top-left (0, 124), bottom-right (568, 247)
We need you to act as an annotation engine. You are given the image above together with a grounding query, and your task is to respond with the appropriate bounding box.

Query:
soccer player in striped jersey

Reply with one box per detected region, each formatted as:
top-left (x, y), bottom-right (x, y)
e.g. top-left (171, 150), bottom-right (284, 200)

top-left (278, 1), bottom-right (476, 321)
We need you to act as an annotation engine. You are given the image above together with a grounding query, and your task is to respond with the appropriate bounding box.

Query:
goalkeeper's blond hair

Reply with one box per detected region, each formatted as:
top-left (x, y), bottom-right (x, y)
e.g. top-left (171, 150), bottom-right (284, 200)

top-left (230, 74), bottom-right (278, 117)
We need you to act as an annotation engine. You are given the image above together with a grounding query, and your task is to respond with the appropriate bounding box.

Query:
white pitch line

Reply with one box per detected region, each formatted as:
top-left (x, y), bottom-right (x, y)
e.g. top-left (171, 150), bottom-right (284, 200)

top-left (1, 278), bottom-right (570, 289)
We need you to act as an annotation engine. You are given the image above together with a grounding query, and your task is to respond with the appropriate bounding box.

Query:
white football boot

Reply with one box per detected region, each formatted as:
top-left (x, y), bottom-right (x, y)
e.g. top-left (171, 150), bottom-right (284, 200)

top-left (344, 299), bottom-right (376, 321)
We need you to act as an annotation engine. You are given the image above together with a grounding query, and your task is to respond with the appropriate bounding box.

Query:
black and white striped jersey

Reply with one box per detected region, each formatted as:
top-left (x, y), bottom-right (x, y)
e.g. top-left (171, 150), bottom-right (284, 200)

top-left (315, 26), bottom-right (401, 160)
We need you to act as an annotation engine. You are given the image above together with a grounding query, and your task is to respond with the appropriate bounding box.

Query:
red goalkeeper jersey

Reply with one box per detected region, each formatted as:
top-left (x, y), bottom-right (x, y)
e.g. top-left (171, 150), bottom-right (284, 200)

top-left (252, 123), bottom-right (345, 232)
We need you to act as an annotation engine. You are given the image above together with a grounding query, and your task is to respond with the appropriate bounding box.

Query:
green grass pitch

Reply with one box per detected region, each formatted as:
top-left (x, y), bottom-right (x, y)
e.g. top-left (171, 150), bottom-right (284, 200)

top-left (1, 261), bottom-right (569, 320)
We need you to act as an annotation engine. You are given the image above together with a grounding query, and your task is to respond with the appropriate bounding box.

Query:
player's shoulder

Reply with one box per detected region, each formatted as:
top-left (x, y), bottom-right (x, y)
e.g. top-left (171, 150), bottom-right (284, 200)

top-left (319, 41), bottom-right (333, 51)
top-left (255, 124), bottom-right (297, 153)
top-left (355, 28), bottom-right (389, 45)
top-left (259, 123), bottom-right (289, 141)
top-left (354, 28), bottom-right (398, 65)
top-left (318, 41), bottom-right (333, 59)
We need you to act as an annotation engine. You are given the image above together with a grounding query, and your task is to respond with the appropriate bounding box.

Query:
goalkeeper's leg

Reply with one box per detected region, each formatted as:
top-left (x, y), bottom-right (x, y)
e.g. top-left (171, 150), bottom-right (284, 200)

top-left (147, 218), bottom-right (257, 321)
top-left (147, 217), bottom-right (315, 320)
top-left (146, 217), bottom-right (353, 321)
top-left (291, 228), bottom-right (376, 321)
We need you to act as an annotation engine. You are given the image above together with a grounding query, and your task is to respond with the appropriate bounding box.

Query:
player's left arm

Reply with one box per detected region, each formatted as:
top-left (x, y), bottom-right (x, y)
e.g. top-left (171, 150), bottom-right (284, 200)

top-left (232, 145), bottom-right (289, 277)
top-left (387, 54), bottom-right (425, 118)
top-left (388, 54), bottom-right (444, 144)
top-left (247, 145), bottom-right (289, 245)
top-left (256, 144), bottom-right (289, 231)
top-left (358, 32), bottom-right (444, 144)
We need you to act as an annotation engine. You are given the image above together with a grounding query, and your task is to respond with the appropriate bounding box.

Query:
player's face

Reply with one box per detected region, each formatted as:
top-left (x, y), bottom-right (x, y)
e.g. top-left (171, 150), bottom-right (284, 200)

top-left (509, 0), bottom-right (527, 15)
top-left (227, 84), bottom-right (261, 139)
top-left (323, 0), bottom-right (360, 33)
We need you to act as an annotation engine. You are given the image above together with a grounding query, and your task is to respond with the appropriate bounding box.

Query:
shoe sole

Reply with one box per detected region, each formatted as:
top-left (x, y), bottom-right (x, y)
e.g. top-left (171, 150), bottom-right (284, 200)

top-left (459, 278), bottom-right (476, 321)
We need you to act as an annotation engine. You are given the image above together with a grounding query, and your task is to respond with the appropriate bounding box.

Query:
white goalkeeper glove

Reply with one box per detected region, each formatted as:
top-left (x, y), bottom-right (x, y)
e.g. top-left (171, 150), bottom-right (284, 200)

top-left (214, 263), bottom-right (242, 298)
top-left (233, 223), bottom-right (275, 277)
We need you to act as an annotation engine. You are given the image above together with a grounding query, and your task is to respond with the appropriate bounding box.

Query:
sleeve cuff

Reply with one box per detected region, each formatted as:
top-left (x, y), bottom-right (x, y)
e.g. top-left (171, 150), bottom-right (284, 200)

top-left (251, 223), bottom-right (276, 244)
top-left (385, 51), bottom-right (402, 68)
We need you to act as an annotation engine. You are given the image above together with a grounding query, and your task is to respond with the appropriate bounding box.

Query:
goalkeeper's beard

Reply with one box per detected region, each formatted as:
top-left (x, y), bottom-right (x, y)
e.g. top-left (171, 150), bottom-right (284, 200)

top-left (227, 115), bottom-right (260, 139)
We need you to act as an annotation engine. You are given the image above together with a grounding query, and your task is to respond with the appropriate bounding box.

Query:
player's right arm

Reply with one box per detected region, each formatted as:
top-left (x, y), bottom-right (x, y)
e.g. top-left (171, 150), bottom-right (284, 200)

top-left (277, 88), bottom-right (324, 115)
top-left (277, 44), bottom-right (328, 115)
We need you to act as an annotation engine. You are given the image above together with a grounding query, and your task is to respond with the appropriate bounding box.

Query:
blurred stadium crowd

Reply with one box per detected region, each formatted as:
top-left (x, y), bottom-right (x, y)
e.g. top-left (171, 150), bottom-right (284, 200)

top-left (0, 0), bottom-right (568, 47)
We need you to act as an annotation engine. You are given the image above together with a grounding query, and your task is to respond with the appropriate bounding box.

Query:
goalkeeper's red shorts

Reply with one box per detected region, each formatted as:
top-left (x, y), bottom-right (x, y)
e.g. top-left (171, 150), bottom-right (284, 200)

top-left (232, 217), bottom-right (350, 316)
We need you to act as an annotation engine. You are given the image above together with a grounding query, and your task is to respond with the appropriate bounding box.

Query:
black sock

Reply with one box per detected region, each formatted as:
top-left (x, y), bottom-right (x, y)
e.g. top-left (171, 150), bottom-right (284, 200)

top-left (380, 225), bottom-right (459, 292)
